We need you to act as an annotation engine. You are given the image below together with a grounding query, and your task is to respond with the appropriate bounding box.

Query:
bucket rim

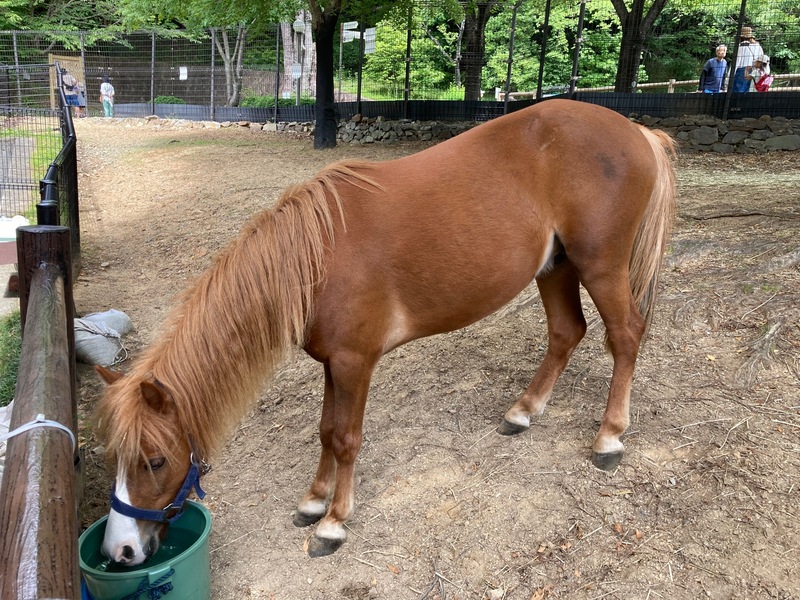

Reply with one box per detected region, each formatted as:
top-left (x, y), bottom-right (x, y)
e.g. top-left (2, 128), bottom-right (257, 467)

top-left (79, 500), bottom-right (211, 578)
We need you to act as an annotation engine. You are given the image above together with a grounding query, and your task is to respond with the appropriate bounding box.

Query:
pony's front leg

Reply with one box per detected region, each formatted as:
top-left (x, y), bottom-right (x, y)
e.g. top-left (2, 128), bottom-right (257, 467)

top-left (293, 366), bottom-right (337, 527)
top-left (304, 354), bottom-right (376, 558)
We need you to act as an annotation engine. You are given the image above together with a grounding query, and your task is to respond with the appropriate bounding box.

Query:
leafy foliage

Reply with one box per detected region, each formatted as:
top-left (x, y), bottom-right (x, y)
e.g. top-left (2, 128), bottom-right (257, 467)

top-left (240, 95), bottom-right (315, 106)
top-left (154, 95), bottom-right (187, 104)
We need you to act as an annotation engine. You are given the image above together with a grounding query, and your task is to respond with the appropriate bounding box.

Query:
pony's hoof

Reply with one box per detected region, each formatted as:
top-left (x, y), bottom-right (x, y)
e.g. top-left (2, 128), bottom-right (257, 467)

top-left (497, 418), bottom-right (529, 436)
top-left (591, 451), bottom-right (623, 471)
top-left (293, 511), bottom-right (324, 528)
top-left (305, 535), bottom-right (344, 558)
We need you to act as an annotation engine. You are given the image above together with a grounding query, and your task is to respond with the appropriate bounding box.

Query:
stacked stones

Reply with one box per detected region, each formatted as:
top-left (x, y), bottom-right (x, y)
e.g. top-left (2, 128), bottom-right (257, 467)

top-left (279, 115), bottom-right (473, 145)
top-left (634, 114), bottom-right (800, 153)
top-left (277, 112), bottom-right (800, 153)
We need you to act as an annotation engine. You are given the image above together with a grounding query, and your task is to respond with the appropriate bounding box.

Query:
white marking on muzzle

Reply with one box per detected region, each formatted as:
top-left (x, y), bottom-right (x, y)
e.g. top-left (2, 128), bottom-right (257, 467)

top-left (101, 466), bottom-right (149, 566)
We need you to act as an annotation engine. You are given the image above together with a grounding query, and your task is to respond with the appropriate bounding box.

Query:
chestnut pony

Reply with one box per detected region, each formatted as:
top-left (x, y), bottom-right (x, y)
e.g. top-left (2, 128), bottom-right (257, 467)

top-left (95, 99), bottom-right (676, 563)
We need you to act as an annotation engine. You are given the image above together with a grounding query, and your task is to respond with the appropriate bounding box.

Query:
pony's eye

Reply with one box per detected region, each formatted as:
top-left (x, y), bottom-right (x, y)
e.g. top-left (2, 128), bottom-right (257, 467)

top-left (147, 457), bottom-right (166, 471)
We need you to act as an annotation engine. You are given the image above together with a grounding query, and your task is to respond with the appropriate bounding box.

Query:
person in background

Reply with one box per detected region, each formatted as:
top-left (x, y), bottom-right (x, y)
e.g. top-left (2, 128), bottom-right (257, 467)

top-left (100, 75), bottom-right (115, 117)
top-left (61, 68), bottom-right (81, 118)
top-left (747, 54), bottom-right (774, 92)
top-left (699, 45), bottom-right (728, 93)
top-left (75, 81), bottom-right (87, 118)
top-left (733, 26), bottom-right (764, 92)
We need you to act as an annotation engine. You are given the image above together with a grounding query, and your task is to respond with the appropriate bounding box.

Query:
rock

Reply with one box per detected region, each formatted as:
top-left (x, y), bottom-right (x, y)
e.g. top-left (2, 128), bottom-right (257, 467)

top-left (690, 125), bottom-right (719, 145)
top-left (721, 131), bottom-right (748, 145)
top-left (765, 134), bottom-right (800, 151)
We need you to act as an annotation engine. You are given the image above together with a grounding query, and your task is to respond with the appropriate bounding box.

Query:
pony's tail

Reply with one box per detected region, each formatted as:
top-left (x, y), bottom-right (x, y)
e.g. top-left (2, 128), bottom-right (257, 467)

top-left (629, 127), bottom-right (677, 340)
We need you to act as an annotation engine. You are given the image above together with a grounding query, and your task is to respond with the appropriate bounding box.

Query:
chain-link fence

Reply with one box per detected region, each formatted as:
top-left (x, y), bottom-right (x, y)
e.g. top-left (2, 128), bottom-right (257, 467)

top-left (1, 0), bottom-right (799, 122)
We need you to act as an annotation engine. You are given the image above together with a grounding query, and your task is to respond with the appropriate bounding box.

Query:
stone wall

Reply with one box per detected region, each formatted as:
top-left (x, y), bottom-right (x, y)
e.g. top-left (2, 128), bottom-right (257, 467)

top-left (277, 112), bottom-right (800, 153)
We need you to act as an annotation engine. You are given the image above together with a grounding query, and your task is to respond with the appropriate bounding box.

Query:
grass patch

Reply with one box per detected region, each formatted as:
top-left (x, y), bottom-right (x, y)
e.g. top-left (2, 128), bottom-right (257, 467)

top-left (0, 311), bottom-right (21, 407)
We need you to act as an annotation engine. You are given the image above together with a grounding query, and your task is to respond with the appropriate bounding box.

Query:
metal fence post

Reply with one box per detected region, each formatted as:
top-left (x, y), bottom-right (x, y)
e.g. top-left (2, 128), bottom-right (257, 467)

top-left (504, 1), bottom-right (522, 113)
top-left (403, 5), bottom-right (413, 120)
top-left (274, 27), bottom-right (281, 124)
top-left (210, 28), bottom-right (216, 121)
top-left (536, 0), bottom-right (553, 101)
top-left (569, 0), bottom-right (588, 98)
top-left (150, 31), bottom-right (156, 115)
top-left (723, 0), bottom-right (748, 120)
top-left (12, 31), bottom-right (23, 106)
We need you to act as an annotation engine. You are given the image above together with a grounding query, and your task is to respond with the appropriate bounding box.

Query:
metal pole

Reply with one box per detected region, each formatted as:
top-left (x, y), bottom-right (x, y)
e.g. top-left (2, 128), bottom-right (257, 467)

top-left (296, 26), bottom-right (302, 106)
top-left (37, 164), bottom-right (60, 226)
top-left (356, 21), bottom-right (365, 115)
top-left (536, 0), bottom-right (553, 100)
top-left (569, 0), bottom-right (587, 98)
top-left (210, 28), bottom-right (216, 121)
top-left (339, 23), bottom-right (344, 102)
top-left (150, 31), bottom-right (156, 116)
top-left (503, 1), bottom-right (522, 114)
top-left (274, 26), bottom-right (281, 124)
top-left (403, 5), bottom-right (413, 119)
top-left (12, 32), bottom-right (23, 106)
top-left (80, 32), bottom-right (86, 115)
top-left (723, 0), bottom-right (748, 120)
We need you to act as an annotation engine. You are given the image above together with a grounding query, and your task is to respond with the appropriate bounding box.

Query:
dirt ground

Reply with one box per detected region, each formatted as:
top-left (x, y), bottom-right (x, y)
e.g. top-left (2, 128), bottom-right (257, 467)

top-left (72, 117), bottom-right (800, 600)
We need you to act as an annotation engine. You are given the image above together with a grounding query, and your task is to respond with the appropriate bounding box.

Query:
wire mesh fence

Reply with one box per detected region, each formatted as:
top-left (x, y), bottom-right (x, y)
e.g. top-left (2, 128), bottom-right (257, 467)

top-left (1, 0), bottom-right (799, 122)
top-left (0, 103), bottom-right (62, 220)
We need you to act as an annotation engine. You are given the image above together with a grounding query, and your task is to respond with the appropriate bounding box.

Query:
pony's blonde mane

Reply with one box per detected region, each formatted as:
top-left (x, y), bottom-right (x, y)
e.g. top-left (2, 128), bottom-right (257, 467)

top-left (97, 161), bottom-right (380, 472)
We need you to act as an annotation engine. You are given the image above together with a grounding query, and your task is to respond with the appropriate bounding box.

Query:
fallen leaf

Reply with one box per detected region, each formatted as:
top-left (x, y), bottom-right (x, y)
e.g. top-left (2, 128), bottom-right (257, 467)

top-left (387, 564), bottom-right (400, 575)
top-left (612, 523), bottom-right (624, 534)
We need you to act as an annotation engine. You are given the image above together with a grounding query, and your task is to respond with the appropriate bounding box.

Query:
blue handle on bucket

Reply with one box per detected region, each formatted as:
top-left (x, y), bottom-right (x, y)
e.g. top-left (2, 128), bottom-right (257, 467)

top-left (121, 567), bottom-right (175, 600)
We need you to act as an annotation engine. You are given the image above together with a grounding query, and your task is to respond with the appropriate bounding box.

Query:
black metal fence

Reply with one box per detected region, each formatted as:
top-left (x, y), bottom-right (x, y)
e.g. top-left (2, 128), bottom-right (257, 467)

top-left (0, 62), bottom-right (80, 269)
top-left (1, 0), bottom-right (800, 124)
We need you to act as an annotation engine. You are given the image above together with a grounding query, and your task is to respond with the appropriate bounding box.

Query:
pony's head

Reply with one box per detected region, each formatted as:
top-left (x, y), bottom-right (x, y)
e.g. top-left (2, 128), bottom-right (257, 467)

top-left (95, 366), bottom-right (204, 566)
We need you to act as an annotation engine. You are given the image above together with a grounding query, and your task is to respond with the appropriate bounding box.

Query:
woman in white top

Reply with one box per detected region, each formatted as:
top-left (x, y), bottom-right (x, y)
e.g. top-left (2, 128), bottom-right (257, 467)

top-left (733, 26), bottom-right (766, 92)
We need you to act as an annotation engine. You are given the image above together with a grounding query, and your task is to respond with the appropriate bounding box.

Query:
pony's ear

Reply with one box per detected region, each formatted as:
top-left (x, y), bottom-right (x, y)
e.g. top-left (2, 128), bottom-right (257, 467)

top-left (95, 365), bottom-right (123, 385)
top-left (140, 381), bottom-right (169, 413)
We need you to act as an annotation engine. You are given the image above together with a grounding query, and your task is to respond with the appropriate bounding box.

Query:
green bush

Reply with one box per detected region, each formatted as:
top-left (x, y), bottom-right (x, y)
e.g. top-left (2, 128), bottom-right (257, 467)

top-left (154, 95), bottom-right (187, 104)
top-left (241, 95), bottom-right (315, 108)
top-left (0, 311), bottom-right (21, 407)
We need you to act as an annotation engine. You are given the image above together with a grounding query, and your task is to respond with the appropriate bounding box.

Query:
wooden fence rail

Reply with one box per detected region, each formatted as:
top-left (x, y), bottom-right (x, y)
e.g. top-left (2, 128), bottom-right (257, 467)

top-left (0, 225), bottom-right (78, 600)
top-left (499, 72), bottom-right (800, 100)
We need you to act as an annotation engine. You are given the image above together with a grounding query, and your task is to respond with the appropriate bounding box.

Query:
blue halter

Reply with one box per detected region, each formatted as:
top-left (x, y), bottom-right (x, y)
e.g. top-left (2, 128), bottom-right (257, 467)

top-left (110, 453), bottom-right (210, 524)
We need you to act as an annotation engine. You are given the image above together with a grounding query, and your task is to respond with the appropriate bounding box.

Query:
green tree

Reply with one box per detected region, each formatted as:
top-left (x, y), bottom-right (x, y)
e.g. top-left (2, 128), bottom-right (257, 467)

top-left (610, 0), bottom-right (669, 92)
top-left (114, 0), bottom-right (297, 106)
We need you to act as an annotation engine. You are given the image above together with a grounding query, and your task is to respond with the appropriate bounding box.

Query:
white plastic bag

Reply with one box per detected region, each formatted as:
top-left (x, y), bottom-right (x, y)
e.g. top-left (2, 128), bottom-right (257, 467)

top-left (0, 400), bottom-right (13, 481)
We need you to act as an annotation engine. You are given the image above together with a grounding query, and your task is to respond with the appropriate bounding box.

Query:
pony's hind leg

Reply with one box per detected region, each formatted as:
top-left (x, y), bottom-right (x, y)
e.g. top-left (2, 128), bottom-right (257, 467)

top-left (580, 271), bottom-right (645, 471)
top-left (293, 365), bottom-right (337, 528)
top-left (499, 260), bottom-right (586, 435)
top-left (303, 353), bottom-right (376, 558)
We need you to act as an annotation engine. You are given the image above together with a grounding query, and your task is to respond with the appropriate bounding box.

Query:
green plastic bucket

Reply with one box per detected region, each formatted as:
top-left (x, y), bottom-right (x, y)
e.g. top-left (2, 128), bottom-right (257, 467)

top-left (79, 500), bottom-right (212, 600)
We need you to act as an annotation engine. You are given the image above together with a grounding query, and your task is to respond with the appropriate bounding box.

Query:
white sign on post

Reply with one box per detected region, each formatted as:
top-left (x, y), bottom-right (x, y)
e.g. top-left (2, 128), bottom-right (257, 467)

top-left (341, 21), bottom-right (358, 30)
top-left (179, 66), bottom-right (188, 80)
top-left (364, 28), bottom-right (376, 54)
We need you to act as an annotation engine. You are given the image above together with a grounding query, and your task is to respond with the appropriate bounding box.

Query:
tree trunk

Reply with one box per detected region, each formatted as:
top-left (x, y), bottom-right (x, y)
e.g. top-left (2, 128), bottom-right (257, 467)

top-left (610, 0), bottom-right (669, 93)
top-left (214, 26), bottom-right (247, 106)
top-left (310, 4), bottom-right (340, 149)
top-left (461, 2), bottom-right (497, 101)
top-left (615, 14), bottom-right (643, 92)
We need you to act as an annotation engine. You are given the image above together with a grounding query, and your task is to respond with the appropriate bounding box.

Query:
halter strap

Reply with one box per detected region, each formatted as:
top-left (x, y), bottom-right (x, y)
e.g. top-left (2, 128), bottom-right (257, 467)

top-left (110, 453), bottom-right (210, 524)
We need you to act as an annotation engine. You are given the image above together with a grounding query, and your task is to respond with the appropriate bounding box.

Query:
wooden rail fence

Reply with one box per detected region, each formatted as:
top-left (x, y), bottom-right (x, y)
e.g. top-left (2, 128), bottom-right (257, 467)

top-left (0, 226), bottom-right (78, 600)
